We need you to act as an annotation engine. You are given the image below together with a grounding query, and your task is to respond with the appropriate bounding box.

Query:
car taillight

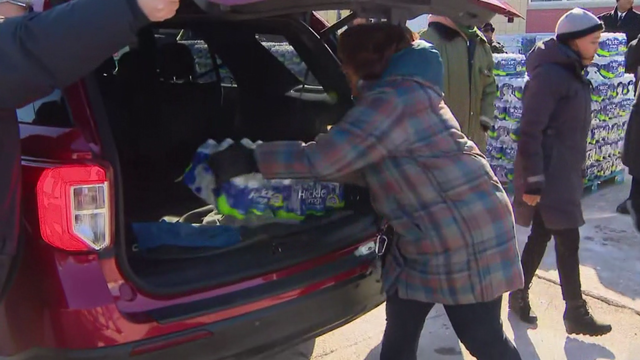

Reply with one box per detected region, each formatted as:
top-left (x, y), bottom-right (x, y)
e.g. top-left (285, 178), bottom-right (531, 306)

top-left (36, 165), bottom-right (111, 252)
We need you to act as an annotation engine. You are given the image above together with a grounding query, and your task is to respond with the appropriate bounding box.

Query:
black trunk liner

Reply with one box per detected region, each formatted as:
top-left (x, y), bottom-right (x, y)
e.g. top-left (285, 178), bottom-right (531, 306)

top-left (128, 211), bottom-right (378, 291)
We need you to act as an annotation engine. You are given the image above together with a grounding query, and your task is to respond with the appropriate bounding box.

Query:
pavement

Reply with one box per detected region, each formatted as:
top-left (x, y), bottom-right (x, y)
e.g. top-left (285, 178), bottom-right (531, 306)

top-left (272, 177), bottom-right (640, 360)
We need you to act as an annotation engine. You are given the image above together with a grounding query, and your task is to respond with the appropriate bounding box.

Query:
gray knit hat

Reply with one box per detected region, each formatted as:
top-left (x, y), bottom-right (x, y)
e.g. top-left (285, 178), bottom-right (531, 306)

top-left (555, 8), bottom-right (604, 43)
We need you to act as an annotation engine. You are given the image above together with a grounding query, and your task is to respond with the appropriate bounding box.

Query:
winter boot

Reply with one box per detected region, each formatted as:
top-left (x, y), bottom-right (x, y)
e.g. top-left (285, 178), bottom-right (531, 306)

top-left (564, 300), bottom-right (612, 336)
top-left (616, 200), bottom-right (630, 215)
top-left (508, 288), bottom-right (537, 325)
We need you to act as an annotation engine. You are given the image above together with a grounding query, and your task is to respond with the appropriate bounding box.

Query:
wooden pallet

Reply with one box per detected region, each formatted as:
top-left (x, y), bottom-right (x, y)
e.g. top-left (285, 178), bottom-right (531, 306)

top-left (583, 170), bottom-right (626, 192)
top-left (502, 170), bottom-right (626, 199)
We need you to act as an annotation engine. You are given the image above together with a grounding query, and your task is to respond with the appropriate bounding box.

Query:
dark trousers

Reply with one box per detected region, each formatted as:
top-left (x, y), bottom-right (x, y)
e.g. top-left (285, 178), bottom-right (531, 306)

top-left (630, 177), bottom-right (640, 212)
top-left (380, 292), bottom-right (521, 360)
top-left (520, 210), bottom-right (582, 302)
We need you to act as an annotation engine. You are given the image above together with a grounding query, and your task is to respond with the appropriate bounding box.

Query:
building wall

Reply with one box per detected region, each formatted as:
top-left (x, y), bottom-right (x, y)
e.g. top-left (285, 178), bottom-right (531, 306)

top-left (315, 10), bottom-right (350, 24)
top-left (494, 0), bottom-right (616, 34)
top-left (493, 0), bottom-right (528, 35)
top-left (526, 6), bottom-right (611, 33)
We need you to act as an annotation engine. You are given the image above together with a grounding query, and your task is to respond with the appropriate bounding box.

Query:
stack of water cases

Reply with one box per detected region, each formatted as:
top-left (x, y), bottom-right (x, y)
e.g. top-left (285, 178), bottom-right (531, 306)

top-left (494, 34), bottom-right (541, 55)
top-left (487, 53), bottom-right (527, 184)
top-left (489, 33), bottom-right (632, 187)
top-left (585, 33), bottom-right (633, 183)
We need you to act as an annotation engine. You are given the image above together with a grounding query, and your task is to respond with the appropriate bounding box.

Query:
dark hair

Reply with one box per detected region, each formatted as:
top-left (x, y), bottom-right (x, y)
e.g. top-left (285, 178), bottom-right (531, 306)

top-left (338, 22), bottom-right (413, 81)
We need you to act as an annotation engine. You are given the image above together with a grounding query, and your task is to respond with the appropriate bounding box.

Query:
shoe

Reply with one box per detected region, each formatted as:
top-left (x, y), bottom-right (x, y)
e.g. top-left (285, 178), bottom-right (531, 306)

top-left (617, 200), bottom-right (630, 215)
top-left (509, 289), bottom-right (538, 325)
top-left (564, 300), bottom-right (612, 336)
top-left (627, 200), bottom-right (639, 232)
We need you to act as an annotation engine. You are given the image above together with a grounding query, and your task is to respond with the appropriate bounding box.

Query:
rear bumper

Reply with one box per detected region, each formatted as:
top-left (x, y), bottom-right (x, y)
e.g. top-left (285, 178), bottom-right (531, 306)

top-left (4, 264), bottom-right (384, 360)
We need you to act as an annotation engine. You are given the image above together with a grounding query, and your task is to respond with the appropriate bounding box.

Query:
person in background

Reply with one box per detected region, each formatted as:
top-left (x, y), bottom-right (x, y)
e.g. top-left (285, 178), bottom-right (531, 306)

top-left (621, 38), bottom-right (640, 230)
top-left (419, 16), bottom-right (497, 153)
top-left (608, 0), bottom-right (640, 215)
top-left (598, 0), bottom-right (640, 45)
top-left (0, 0), bottom-right (178, 297)
top-left (207, 22), bottom-right (523, 360)
top-left (481, 22), bottom-right (507, 54)
top-left (511, 8), bottom-right (612, 336)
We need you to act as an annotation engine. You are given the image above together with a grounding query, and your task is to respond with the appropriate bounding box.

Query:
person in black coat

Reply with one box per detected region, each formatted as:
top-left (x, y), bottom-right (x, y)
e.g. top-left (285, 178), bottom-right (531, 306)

top-left (598, 0), bottom-right (640, 45)
top-left (0, 0), bottom-right (178, 297)
top-left (510, 8), bottom-right (612, 336)
top-left (607, 1), bottom-right (640, 215)
top-left (621, 39), bottom-right (640, 227)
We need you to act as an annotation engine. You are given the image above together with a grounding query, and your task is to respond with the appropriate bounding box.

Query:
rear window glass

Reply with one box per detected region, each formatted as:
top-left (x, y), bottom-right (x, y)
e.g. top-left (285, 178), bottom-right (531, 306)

top-left (178, 40), bottom-right (219, 83)
top-left (16, 89), bottom-right (73, 127)
top-left (257, 34), bottom-right (320, 87)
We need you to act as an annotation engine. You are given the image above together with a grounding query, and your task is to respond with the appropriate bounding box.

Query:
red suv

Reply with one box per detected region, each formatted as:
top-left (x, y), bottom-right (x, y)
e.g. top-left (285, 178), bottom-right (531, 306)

top-left (0, 0), bottom-right (516, 359)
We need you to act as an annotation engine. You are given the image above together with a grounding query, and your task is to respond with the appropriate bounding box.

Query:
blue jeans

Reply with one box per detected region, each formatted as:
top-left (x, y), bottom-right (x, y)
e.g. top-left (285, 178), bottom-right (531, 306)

top-left (380, 292), bottom-right (521, 360)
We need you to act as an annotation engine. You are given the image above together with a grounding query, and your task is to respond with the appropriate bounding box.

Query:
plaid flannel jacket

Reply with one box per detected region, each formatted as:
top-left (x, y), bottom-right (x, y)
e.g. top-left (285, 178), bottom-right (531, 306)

top-left (255, 76), bottom-right (523, 305)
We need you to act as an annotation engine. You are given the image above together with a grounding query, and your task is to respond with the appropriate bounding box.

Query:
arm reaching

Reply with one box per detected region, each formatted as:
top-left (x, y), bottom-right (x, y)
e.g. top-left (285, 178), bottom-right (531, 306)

top-left (255, 89), bottom-right (403, 181)
top-left (0, 0), bottom-right (157, 108)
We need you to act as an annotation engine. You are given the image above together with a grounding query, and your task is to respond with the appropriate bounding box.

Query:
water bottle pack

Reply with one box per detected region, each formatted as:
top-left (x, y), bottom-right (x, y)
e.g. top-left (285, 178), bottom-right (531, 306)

top-left (495, 34), bottom-right (543, 55)
top-left (585, 56), bottom-right (626, 81)
top-left (489, 120), bottom-right (520, 142)
top-left (495, 33), bottom-right (626, 59)
top-left (493, 54), bottom-right (526, 77)
top-left (489, 160), bottom-right (515, 184)
top-left (496, 77), bottom-right (526, 103)
top-left (596, 33), bottom-right (628, 57)
top-left (183, 139), bottom-right (345, 222)
top-left (591, 80), bottom-right (614, 102)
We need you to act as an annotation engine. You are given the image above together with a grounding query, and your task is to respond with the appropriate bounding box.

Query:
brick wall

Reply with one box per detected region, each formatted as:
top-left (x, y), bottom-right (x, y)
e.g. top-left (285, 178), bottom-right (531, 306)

top-left (493, 0), bottom-right (616, 35)
top-left (526, 6), bottom-right (611, 33)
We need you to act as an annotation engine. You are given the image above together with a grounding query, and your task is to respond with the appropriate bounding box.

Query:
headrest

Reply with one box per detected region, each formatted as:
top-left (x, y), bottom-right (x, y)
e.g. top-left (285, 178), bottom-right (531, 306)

top-left (115, 50), bottom-right (143, 77)
top-left (156, 42), bottom-right (196, 82)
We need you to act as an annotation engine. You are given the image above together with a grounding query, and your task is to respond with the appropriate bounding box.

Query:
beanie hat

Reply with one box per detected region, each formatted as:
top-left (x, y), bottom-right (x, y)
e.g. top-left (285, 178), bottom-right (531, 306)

top-left (555, 8), bottom-right (604, 43)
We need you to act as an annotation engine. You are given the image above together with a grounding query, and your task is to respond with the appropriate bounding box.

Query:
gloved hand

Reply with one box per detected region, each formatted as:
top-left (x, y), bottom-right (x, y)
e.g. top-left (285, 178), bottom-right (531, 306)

top-left (480, 116), bottom-right (493, 133)
top-left (207, 143), bottom-right (259, 185)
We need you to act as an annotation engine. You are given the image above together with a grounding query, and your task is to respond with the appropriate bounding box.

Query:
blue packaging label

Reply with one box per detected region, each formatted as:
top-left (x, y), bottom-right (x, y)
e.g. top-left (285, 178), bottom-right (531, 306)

top-left (493, 55), bottom-right (526, 77)
top-left (298, 183), bottom-right (328, 214)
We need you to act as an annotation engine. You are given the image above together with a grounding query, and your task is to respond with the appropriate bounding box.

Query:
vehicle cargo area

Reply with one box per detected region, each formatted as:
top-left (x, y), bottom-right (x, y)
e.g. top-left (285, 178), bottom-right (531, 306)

top-left (92, 20), bottom-right (378, 292)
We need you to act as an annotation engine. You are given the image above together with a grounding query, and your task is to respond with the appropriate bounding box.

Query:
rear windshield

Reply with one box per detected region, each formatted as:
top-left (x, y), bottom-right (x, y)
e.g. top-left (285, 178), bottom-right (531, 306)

top-left (96, 20), bottom-right (347, 152)
top-left (112, 28), bottom-right (322, 89)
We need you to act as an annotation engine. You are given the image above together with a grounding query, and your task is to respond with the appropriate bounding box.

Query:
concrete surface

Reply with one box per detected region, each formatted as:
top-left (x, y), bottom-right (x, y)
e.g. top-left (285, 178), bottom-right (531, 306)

top-left (311, 279), bottom-right (640, 360)
top-left (530, 177), bottom-right (640, 313)
top-left (302, 177), bottom-right (640, 360)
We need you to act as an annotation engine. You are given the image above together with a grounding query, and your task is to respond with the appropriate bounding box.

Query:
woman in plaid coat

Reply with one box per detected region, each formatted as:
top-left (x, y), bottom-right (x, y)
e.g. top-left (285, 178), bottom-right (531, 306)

top-left (209, 23), bottom-right (523, 360)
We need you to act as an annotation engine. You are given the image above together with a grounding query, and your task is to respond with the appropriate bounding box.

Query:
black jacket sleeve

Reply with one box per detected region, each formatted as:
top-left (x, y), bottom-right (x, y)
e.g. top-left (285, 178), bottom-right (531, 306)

top-left (627, 38), bottom-right (640, 76)
top-left (518, 65), bottom-right (566, 195)
top-left (0, 0), bottom-right (150, 109)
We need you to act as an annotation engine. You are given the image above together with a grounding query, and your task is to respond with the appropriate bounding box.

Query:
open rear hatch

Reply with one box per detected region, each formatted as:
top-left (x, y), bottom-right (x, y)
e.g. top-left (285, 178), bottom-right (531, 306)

top-left (91, 0), bottom-right (521, 299)
top-left (192, 0), bottom-right (523, 24)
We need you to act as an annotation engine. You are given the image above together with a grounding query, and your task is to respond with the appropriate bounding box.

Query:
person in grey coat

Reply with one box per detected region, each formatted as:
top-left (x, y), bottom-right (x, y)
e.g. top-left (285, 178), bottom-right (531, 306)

top-left (0, 0), bottom-right (178, 299)
top-left (510, 8), bottom-right (612, 337)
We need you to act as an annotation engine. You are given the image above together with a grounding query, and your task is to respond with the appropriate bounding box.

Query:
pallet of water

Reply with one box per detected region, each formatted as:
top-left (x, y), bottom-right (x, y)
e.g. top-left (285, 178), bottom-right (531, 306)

top-left (487, 33), bottom-right (631, 190)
